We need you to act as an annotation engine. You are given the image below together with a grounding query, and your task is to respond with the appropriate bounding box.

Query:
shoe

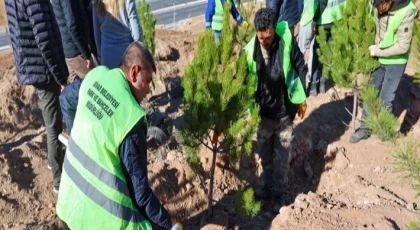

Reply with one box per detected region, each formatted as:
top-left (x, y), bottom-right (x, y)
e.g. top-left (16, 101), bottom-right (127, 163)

top-left (48, 164), bottom-right (52, 171)
top-left (272, 196), bottom-right (286, 214)
top-left (53, 187), bottom-right (59, 194)
top-left (254, 186), bottom-right (272, 200)
top-left (349, 128), bottom-right (369, 144)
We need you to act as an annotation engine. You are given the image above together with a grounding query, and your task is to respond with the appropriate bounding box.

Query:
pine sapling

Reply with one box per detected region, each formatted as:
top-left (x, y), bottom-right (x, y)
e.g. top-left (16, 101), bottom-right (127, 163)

top-left (138, 0), bottom-right (156, 55)
top-left (181, 2), bottom-right (260, 218)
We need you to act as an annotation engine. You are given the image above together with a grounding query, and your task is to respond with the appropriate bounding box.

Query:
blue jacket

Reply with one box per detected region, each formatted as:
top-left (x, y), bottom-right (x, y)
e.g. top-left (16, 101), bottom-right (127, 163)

top-left (6, 0), bottom-right (68, 86)
top-left (205, 0), bottom-right (243, 29)
top-left (266, 0), bottom-right (303, 27)
top-left (59, 78), bottom-right (172, 230)
top-left (52, 0), bottom-right (91, 59)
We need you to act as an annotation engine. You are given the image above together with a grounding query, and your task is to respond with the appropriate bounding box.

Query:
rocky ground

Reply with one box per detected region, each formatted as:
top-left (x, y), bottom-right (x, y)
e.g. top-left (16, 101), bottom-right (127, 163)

top-left (1, 16), bottom-right (420, 230)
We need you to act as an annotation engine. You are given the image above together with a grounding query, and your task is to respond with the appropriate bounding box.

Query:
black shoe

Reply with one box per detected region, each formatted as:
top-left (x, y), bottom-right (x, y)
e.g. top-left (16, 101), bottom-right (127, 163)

top-left (254, 186), bottom-right (272, 200)
top-left (349, 128), bottom-right (369, 144)
top-left (272, 196), bottom-right (286, 214)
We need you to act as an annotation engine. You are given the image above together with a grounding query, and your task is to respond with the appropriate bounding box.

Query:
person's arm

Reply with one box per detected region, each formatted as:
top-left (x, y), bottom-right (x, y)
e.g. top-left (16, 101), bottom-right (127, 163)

top-left (119, 118), bottom-right (172, 230)
top-left (127, 0), bottom-right (144, 42)
top-left (92, 7), bottom-right (102, 61)
top-left (230, 1), bottom-right (243, 24)
top-left (290, 36), bottom-right (308, 86)
top-left (205, 0), bottom-right (215, 29)
top-left (26, 0), bottom-right (68, 85)
top-left (266, 0), bottom-right (280, 20)
top-left (374, 9), bottom-right (415, 57)
top-left (312, 0), bottom-right (327, 23)
top-left (62, 0), bottom-right (91, 59)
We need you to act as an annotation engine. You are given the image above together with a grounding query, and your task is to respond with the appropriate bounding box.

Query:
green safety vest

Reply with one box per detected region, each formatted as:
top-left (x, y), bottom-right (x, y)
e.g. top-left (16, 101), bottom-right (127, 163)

top-left (301, 0), bottom-right (319, 26)
top-left (378, 1), bottom-right (418, 65)
top-left (211, 0), bottom-right (224, 31)
top-left (244, 21), bottom-right (307, 112)
top-left (318, 0), bottom-right (347, 25)
top-left (56, 66), bottom-right (151, 230)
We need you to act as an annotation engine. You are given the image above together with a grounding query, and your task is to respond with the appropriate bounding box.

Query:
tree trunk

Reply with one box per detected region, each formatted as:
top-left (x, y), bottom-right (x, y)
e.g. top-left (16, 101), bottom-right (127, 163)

top-left (207, 146), bottom-right (217, 217)
top-left (352, 88), bottom-right (358, 133)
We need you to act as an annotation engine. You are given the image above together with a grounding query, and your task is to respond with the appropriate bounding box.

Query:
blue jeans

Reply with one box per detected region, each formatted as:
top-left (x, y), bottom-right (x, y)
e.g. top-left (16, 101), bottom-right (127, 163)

top-left (360, 63), bottom-right (406, 128)
top-left (298, 22), bottom-right (314, 82)
top-left (214, 30), bottom-right (221, 42)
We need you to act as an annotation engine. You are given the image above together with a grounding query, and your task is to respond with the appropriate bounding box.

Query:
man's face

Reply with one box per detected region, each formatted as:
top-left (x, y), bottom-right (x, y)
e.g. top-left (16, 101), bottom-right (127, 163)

top-left (376, 0), bottom-right (393, 14)
top-left (128, 64), bottom-right (153, 103)
top-left (257, 28), bottom-right (275, 50)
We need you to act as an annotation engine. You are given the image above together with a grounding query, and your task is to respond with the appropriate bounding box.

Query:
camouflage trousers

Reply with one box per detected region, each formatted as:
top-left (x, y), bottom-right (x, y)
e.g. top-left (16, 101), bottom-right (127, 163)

top-left (257, 115), bottom-right (293, 197)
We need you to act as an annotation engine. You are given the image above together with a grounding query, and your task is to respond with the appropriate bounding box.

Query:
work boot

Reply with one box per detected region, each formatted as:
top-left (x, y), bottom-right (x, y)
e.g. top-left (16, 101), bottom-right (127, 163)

top-left (349, 128), bottom-right (369, 143)
top-left (272, 195), bottom-right (286, 214)
top-left (254, 186), bottom-right (272, 200)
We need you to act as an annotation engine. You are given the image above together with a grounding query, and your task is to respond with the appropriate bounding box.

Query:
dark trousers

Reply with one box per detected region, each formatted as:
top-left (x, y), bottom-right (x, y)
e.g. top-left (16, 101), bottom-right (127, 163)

top-left (360, 64), bottom-right (406, 128)
top-left (35, 82), bottom-right (64, 189)
top-left (257, 116), bottom-right (293, 197)
top-left (310, 26), bottom-right (332, 90)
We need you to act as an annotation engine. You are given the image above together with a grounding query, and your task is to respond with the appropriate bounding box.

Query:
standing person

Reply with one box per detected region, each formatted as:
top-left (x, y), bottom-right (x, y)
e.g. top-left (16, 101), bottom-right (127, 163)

top-left (93, 0), bottom-right (144, 69)
top-left (308, 0), bottom-right (347, 96)
top-left (205, 0), bottom-right (249, 41)
top-left (350, 0), bottom-right (417, 143)
top-left (56, 42), bottom-right (182, 230)
top-left (298, 0), bottom-right (319, 88)
top-left (266, 0), bottom-right (304, 35)
top-left (5, 0), bottom-right (69, 193)
top-left (244, 8), bottom-right (307, 214)
top-left (52, 0), bottom-right (94, 82)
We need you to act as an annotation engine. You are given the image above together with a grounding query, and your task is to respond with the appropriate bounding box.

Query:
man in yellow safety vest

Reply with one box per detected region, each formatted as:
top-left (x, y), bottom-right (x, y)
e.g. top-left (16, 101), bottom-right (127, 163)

top-left (350, 0), bottom-right (417, 143)
top-left (56, 42), bottom-right (182, 230)
top-left (205, 0), bottom-right (249, 41)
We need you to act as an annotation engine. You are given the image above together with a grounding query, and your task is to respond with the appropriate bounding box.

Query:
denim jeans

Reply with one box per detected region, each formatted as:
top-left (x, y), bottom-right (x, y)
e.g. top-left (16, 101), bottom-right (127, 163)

top-left (360, 64), bottom-right (406, 128)
top-left (311, 26), bottom-right (332, 89)
top-left (35, 81), bottom-right (64, 190)
top-left (298, 22), bottom-right (314, 83)
top-left (214, 30), bottom-right (221, 42)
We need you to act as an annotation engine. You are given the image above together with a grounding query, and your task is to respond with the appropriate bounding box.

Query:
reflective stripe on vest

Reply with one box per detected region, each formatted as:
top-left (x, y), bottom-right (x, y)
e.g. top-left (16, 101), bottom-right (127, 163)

top-left (378, 1), bottom-right (418, 64)
top-left (56, 66), bottom-right (152, 230)
top-left (212, 0), bottom-right (224, 31)
top-left (318, 0), bottom-right (347, 25)
top-left (301, 0), bottom-right (319, 26)
top-left (244, 21), bottom-right (307, 107)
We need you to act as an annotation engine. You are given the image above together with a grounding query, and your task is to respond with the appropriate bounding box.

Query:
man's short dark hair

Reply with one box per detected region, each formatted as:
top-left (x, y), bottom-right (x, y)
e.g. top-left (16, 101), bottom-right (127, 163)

top-left (254, 8), bottom-right (277, 31)
top-left (120, 41), bottom-right (156, 73)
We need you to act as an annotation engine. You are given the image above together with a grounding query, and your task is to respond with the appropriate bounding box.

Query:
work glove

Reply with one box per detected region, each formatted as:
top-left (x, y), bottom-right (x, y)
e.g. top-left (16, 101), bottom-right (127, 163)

top-left (171, 220), bottom-right (183, 230)
top-left (298, 102), bottom-right (307, 120)
top-left (369, 45), bottom-right (376, 57)
top-left (241, 21), bottom-right (249, 29)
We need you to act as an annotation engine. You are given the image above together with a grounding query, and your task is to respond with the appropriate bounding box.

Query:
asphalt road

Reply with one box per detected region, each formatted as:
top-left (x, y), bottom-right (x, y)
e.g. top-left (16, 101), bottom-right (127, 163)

top-left (152, 1), bottom-right (207, 26)
top-left (147, 0), bottom-right (200, 11)
top-left (0, 32), bottom-right (10, 49)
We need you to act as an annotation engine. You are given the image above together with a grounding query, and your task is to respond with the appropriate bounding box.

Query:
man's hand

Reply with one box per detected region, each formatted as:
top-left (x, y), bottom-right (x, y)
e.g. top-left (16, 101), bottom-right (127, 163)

top-left (86, 56), bottom-right (95, 69)
top-left (298, 102), bottom-right (307, 120)
top-left (171, 220), bottom-right (182, 230)
top-left (241, 21), bottom-right (249, 29)
top-left (369, 45), bottom-right (376, 57)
